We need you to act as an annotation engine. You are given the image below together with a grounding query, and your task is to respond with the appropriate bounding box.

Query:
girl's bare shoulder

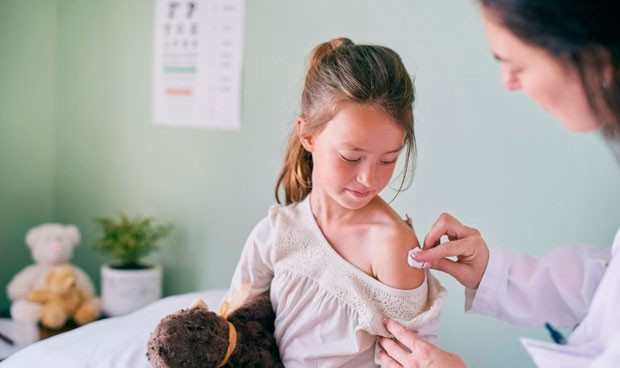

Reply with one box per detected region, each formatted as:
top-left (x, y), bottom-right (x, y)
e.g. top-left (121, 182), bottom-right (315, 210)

top-left (366, 200), bottom-right (425, 289)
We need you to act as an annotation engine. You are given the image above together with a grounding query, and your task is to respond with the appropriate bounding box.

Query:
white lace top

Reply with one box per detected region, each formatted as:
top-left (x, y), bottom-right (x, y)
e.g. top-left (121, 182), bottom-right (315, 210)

top-left (225, 196), bottom-right (447, 368)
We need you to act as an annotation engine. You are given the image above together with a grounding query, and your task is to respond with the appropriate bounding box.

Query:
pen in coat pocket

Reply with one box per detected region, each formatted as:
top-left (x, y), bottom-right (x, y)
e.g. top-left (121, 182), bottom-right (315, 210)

top-left (545, 322), bottom-right (567, 345)
top-left (0, 331), bottom-right (15, 346)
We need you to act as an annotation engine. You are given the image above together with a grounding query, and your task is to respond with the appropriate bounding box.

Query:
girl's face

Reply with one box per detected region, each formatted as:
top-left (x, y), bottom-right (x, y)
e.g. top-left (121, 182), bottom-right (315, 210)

top-left (300, 102), bottom-right (405, 210)
top-left (481, 7), bottom-right (601, 132)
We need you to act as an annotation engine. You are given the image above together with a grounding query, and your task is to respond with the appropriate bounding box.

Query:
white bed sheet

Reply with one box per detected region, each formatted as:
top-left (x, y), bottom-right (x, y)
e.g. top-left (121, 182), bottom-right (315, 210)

top-left (0, 289), bottom-right (226, 368)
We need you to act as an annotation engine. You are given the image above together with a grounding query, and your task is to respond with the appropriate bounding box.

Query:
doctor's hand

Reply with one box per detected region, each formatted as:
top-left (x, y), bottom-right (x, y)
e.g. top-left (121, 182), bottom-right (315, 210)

top-left (378, 319), bottom-right (467, 368)
top-left (413, 213), bottom-right (489, 290)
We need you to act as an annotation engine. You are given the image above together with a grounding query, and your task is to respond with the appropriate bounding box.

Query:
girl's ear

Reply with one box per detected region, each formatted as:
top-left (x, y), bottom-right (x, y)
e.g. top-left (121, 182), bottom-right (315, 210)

top-left (297, 117), bottom-right (314, 152)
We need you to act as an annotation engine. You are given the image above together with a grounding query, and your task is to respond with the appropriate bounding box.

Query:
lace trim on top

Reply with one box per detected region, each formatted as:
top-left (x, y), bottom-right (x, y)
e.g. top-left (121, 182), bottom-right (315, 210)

top-left (273, 196), bottom-right (428, 334)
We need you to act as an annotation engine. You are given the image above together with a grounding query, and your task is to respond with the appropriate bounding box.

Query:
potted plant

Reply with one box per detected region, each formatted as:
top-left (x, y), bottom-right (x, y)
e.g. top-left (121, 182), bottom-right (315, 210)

top-left (93, 213), bottom-right (173, 316)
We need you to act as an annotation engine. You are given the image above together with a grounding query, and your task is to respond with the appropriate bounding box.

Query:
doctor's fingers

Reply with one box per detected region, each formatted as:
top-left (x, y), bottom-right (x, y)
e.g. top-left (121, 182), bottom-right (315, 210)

top-left (378, 336), bottom-right (434, 368)
top-left (382, 319), bottom-right (433, 353)
top-left (415, 237), bottom-right (479, 262)
top-left (380, 337), bottom-right (468, 368)
top-left (421, 257), bottom-right (483, 290)
top-left (423, 213), bottom-right (479, 249)
top-left (421, 256), bottom-right (459, 275)
top-left (414, 237), bottom-right (489, 289)
top-left (378, 350), bottom-right (405, 368)
top-left (378, 338), bottom-right (412, 368)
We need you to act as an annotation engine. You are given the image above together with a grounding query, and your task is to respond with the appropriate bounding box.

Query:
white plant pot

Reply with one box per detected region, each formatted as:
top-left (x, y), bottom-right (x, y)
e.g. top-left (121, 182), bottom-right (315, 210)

top-left (100, 263), bottom-right (162, 316)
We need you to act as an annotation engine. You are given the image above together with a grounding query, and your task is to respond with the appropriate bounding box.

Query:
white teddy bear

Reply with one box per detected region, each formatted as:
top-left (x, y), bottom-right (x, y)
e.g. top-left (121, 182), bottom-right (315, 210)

top-left (7, 223), bottom-right (96, 323)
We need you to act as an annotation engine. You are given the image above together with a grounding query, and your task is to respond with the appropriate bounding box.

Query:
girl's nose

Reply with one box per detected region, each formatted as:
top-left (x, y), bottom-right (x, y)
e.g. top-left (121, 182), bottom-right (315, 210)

top-left (357, 164), bottom-right (377, 187)
top-left (501, 66), bottom-right (522, 91)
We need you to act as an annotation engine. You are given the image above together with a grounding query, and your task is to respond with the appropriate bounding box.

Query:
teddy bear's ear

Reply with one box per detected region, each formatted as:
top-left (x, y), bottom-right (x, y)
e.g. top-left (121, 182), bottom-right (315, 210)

top-left (226, 283), bottom-right (251, 312)
top-left (25, 226), bottom-right (41, 249)
top-left (189, 299), bottom-right (209, 311)
top-left (65, 225), bottom-right (81, 247)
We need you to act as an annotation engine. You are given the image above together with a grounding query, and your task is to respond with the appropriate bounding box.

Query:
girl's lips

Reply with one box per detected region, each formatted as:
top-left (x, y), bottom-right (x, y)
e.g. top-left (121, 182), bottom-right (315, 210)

top-left (347, 188), bottom-right (372, 198)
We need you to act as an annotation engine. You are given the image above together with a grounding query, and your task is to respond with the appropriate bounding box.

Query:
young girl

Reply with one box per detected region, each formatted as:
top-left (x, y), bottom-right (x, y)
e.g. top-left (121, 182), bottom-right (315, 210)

top-left (225, 38), bottom-right (445, 367)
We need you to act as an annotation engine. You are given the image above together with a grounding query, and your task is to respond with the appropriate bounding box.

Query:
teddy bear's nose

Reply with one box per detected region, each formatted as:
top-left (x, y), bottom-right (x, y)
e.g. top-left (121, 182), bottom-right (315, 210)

top-left (47, 241), bottom-right (64, 260)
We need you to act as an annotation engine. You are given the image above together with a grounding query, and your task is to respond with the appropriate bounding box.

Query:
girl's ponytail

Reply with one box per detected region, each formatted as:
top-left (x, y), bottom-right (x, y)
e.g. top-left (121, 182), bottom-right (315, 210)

top-left (275, 130), bottom-right (313, 205)
top-left (275, 38), bottom-right (354, 205)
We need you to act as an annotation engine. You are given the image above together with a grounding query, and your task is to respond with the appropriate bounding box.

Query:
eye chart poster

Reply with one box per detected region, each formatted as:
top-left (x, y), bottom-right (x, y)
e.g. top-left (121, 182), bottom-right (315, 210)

top-left (152, 0), bottom-right (245, 130)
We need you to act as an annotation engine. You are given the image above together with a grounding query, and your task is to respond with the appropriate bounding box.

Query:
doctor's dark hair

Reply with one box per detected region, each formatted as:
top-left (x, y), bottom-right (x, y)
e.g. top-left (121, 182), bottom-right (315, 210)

top-left (479, 0), bottom-right (620, 148)
top-left (275, 38), bottom-right (416, 205)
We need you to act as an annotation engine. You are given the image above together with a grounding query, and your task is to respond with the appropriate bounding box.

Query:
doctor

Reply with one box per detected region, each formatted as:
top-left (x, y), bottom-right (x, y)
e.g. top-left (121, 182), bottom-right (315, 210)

top-left (378, 0), bottom-right (620, 367)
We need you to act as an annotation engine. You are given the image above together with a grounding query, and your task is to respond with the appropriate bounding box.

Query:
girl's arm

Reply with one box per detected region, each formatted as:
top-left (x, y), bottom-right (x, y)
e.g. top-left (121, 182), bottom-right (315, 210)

top-left (373, 220), bottom-right (425, 290)
top-left (225, 210), bottom-right (278, 302)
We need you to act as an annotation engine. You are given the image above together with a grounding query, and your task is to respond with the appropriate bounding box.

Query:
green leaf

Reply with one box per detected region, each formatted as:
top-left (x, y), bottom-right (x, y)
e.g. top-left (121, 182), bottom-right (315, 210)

top-left (92, 213), bottom-right (173, 267)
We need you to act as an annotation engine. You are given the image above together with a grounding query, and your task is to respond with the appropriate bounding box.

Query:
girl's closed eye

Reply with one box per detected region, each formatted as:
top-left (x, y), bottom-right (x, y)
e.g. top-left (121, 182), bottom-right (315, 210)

top-left (339, 153), bottom-right (361, 163)
top-left (380, 156), bottom-right (399, 165)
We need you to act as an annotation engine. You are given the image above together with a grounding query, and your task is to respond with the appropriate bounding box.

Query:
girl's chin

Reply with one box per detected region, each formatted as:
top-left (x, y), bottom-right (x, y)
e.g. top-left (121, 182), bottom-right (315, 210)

top-left (555, 110), bottom-right (602, 132)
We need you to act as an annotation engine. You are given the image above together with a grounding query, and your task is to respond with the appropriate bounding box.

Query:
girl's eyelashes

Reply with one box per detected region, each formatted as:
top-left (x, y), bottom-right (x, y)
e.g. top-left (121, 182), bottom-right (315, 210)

top-left (339, 154), bottom-right (361, 163)
top-left (338, 153), bottom-right (398, 164)
top-left (380, 158), bottom-right (398, 165)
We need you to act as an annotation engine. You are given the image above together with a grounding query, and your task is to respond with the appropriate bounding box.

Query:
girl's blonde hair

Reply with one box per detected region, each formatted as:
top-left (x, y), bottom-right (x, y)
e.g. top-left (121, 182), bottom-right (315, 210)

top-left (275, 38), bottom-right (416, 204)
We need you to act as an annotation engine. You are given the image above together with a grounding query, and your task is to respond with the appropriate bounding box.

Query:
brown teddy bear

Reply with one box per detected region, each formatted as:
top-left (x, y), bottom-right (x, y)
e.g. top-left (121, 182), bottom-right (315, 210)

top-left (26, 264), bottom-right (100, 329)
top-left (147, 289), bottom-right (283, 368)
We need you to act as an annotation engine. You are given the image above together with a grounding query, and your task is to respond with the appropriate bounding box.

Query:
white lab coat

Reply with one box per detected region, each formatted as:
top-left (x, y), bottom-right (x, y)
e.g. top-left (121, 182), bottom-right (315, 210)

top-left (467, 228), bottom-right (620, 367)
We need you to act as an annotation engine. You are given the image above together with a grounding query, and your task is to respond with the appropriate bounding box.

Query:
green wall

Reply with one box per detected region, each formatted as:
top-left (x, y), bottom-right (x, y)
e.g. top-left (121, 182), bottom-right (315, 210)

top-left (0, 0), bottom-right (57, 313)
top-left (2, 1), bottom-right (620, 367)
